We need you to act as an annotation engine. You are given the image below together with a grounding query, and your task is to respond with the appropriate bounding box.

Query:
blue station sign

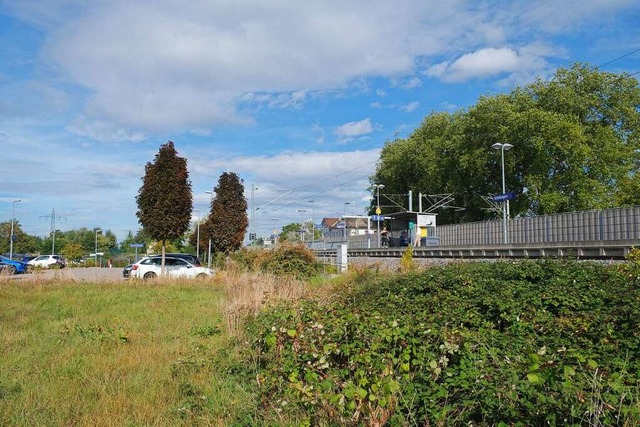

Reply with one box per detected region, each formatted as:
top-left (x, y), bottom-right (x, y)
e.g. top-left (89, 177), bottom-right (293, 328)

top-left (492, 192), bottom-right (515, 202)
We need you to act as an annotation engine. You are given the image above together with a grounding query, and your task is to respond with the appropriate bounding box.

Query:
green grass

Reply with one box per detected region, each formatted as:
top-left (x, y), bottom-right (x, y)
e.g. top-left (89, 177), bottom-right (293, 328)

top-left (0, 279), bottom-right (254, 426)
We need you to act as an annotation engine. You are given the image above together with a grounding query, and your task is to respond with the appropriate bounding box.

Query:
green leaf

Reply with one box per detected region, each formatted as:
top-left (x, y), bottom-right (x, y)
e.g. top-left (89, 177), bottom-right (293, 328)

top-left (527, 373), bottom-right (543, 384)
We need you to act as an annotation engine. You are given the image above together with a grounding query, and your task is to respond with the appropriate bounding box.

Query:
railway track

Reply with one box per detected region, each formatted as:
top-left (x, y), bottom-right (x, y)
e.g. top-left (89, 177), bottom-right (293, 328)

top-left (315, 240), bottom-right (637, 260)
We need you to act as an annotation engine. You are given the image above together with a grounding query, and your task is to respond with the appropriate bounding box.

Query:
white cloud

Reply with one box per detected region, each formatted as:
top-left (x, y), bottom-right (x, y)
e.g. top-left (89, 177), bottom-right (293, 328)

top-left (334, 118), bottom-right (375, 140)
top-left (4, 1), bottom-right (635, 138)
top-left (401, 101), bottom-right (420, 112)
top-left (425, 46), bottom-right (549, 82)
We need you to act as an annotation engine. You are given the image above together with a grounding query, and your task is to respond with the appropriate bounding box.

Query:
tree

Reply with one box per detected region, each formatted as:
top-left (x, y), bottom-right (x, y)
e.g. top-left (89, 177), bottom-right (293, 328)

top-left (60, 243), bottom-right (85, 263)
top-left (279, 222), bottom-right (304, 242)
top-left (136, 141), bottom-right (192, 268)
top-left (372, 63), bottom-right (640, 222)
top-left (0, 220), bottom-right (42, 255)
top-left (201, 172), bottom-right (247, 254)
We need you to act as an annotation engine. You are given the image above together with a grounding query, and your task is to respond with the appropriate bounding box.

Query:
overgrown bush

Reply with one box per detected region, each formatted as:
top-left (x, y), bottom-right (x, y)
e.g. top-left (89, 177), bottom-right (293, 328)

top-left (241, 259), bottom-right (640, 426)
top-left (227, 244), bottom-right (320, 279)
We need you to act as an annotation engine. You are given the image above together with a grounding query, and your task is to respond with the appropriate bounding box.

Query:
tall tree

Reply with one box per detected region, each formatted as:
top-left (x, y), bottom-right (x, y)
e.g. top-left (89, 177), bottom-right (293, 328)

top-left (136, 141), bottom-right (192, 267)
top-left (373, 63), bottom-right (640, 223)
top-left (201, 172), bottom-right (248, 254)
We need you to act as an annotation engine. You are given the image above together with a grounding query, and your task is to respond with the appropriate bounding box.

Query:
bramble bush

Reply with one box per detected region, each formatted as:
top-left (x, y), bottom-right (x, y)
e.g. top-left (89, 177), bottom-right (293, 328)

top-left (228, 244), bottom-right (320, 279)
top-left (240, 259), bottom-right (640, 426)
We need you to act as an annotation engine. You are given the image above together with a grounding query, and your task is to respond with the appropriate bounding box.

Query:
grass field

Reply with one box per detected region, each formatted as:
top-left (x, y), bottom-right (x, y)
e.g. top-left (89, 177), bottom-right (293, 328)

top-left (0, 277), bottom-right (255, 426)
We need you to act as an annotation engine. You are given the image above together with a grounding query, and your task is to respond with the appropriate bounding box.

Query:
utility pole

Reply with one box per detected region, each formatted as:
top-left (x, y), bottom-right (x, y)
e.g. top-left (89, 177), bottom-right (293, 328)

top-left (9, 199), bottom-right (21, 260)
top-left (250, 183), bottom-right (258, 243)
top-left (40, 208), bottom-right (66, 254)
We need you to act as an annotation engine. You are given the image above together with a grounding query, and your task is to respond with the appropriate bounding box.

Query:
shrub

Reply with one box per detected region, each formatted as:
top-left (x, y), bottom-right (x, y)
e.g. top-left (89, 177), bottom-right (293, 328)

top-left (228, 243), bottom-right (320, 279)
top-left (242, 259), bottom-right (640, 425)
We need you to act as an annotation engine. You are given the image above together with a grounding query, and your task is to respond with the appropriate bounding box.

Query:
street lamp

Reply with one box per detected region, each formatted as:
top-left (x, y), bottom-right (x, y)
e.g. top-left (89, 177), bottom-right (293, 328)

top-left (271, 218), bottom-right (279, 244)
top-left (205, 190), bottom-right (213, 267)
top-left (94, 228), bottom-right (102, 267)
top-left (250, 184), bottom-right (258, 243)
top-left (308, 200), bottom-right (315, 247)
top-left (297, 209), bottom-right (307, 242)
top-left (491, 143), bottom-right (513, 244)
top-left (343, 202), bottom-right (350, 241)
top-left (372, 184), bottom-right (385, 247)
top-left (194, 209), bottom-right (200, 260)
top-left (9, 199), bottom-right (21, 260)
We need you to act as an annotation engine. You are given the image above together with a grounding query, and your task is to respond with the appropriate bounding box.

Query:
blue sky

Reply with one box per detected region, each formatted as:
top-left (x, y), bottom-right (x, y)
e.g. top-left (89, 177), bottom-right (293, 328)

top-left (1, 0), bottom-right (639, 243)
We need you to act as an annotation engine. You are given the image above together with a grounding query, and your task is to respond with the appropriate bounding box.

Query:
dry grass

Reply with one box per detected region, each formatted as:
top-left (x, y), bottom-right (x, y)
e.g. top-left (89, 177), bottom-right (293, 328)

top-left (216, 270), bottom-right (309, 335)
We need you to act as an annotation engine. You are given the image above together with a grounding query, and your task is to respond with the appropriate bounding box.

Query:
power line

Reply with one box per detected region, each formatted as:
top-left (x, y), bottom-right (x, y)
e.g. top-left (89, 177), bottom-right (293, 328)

top-left (597, 47), bottom-right (640, 69)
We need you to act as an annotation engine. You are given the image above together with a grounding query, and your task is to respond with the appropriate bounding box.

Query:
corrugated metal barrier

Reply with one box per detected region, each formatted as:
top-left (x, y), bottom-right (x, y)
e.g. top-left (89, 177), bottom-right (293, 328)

top-left (436, 206), bottom-right (640, 246)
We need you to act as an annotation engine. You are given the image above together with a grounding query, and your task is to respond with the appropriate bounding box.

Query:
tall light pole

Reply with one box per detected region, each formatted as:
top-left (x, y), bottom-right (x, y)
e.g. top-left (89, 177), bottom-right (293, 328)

top-left (94, 228), bottom-right (102, 267)
top-left (372, 184), bottom-right (385, 247)
top-left (297, 209), bottom-right (307, 242)
top-left (194, 209), bottom-right (200, 260)
top-left (491, 143), bottom-right (513, 244)
top-left (250, 184), bottom-right (258, 243)
top-left (343, 202), bottom-right (350, 241)
top-left (308, 200), bottom-right (315, 247)
top-left (271, 218), bottom-right (279, 245)
top-left (9, 199), bottom-right (21, 260)
top-left (205, 190), bottom-right (213, 267)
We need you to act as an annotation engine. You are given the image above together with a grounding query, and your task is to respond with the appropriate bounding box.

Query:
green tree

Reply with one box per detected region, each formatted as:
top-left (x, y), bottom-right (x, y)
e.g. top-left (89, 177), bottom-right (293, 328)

top-left (0, 220), bottom-right (42, 256)
top-left (201, 172), bottom-right (247, 254)
top-left (136, 141), bottom-right (192, 267)
top-left (60, 243), bottom-right (85, 263)
top-left (373, 63), bottom-right (640, 222)
top-left (279, 222), bottom-right (304, 242)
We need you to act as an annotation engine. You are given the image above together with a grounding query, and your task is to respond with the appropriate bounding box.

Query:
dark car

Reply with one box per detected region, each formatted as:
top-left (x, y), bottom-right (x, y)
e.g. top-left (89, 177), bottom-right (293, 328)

top-left (122, 264), bottom-right (133, 279)
top-left (21, 255), bottom-right (37, 264)
top-left (0, 256), bottom-right (29, 274)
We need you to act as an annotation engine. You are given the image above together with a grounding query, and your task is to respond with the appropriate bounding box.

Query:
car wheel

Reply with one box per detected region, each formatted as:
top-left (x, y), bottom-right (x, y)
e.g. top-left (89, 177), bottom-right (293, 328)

top-left (7, 266), bottom-right (17, 275)
top-left (26, 265), bottom-right (34, 273)
top-left (196, 273), bottom-right (208, 279)
top-left (143, 272), bottom-right (157, 280)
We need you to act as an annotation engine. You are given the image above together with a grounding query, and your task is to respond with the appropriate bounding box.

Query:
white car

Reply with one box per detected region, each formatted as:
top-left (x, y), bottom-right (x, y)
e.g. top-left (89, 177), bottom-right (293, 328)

top-left (130, 256), bottom-right (213, 280)
top-left (28, 255), bottom-right (66, 269)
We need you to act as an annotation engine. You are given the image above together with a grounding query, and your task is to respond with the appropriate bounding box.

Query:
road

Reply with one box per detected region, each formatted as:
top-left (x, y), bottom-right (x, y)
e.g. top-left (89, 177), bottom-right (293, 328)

top-left (6, 267), bottom-right (125, 282)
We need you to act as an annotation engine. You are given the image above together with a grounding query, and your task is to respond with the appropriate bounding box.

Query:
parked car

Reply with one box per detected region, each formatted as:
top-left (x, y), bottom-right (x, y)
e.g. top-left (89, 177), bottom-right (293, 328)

top-left (21, 255), bottom-right (37, 264)
top-left (28, 255), bottom-right (66, 269)
top-left (152, 253), bottom-right (202, 266)
top-left (0, 256), bottom-right (30, 274)
top-left (122, 264), bottom-right (133, 279)
top-left (130, 256), bottom-right (213, 280)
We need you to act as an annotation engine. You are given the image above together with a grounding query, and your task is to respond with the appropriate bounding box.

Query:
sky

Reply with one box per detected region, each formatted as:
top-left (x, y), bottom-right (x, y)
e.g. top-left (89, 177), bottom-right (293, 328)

top-left (1, 0), bottom-right (639, 243)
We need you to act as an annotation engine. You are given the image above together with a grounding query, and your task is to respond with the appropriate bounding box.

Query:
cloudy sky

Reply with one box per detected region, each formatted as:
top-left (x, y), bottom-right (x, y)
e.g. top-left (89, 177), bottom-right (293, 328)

top-left (1, 0), bottom-right (639, 242)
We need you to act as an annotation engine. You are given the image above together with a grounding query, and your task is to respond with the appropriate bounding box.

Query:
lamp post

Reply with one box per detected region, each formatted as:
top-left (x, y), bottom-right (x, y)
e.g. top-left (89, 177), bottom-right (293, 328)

top-left (205, 190), bottom-right (213, 267)
top-left (94, 228), bottom-right (102, 267)
top-left (194, 209), bottom-right (200, 260)
top-left (372, 184), bottom-right (385, 247)
top-left (491, 143), bottom-right (513, 244)
top-left (250, 184), bottom-right (258, 243)
top-left (343, 202), bottom-right (350, 241)
top-left (297, 209), bottom-right (307, 242)
top-left (9, 199), bottom-right (21, 260)
top-left (271, 218), bottom-right (279, 245)
top-left (308, 200), bottom-right (315, 247)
